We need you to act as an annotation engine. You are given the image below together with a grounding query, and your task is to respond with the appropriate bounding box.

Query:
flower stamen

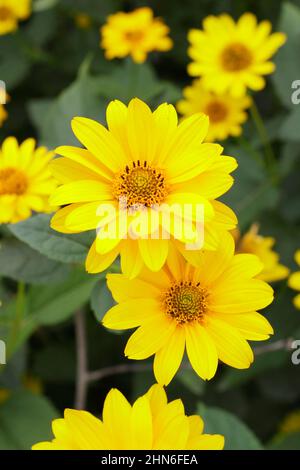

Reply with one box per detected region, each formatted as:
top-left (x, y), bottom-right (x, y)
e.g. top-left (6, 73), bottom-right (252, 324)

top-left (163, 280), bottom-right (209, 324)
top-left (221, 43), bottom-right (252, 71)
top-left (113, 160), bottom-right (168, 208)
top-left (0, 167), bottom-right (28, 196)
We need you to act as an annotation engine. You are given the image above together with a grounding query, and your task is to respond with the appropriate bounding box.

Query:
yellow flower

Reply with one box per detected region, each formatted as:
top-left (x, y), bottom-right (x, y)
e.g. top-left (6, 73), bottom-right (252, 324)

top-left (0, 103), bottom-right (7, 127)
top-left (187, 13), bottom-right (286, 97)
top-left (0, 0), bottom-right (31, 36)
top-left (101, 7), bottom-right (173, 63)
top-left (177, 79), bottom-right (251, 142)
top-left (234, 224), bottom-right (289, 283)
top-left (49, 98), bottom-right (238, 278)
top-left (74, 12), bottom-right (92, 30)
top-left (0, 137), bottom-right (56, 224)
top-left (288, 250), bottom-right (300, 309)
top-left (279, 410), bottom-right (300, 435)
top-left (103, 234), bottom-right (274, 385)
top-left (32, 384), bottom-right (224, 450)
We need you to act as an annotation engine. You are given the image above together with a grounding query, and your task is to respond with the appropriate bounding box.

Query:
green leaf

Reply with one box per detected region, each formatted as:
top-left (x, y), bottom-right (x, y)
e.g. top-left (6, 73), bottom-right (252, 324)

top-left (90, 280), bottom-right (115, 323)
top-left (272, 2), bottom-right (300, 108)
top-left (222, 145), bottom-right (279, 228)
top-left (9, 214), bottom-right (94, 264)
top-left (0, 36), bottom-right (30, 89)
top-left (27, 268), bottom-right (98, 326)
top-left (0, 390), bottom-right (58, 450)
top-left (28, 70), bottom-right (107, 148)
top-left (279, 107), bottom-right (300, 141)
top-left (197, 404), bottom-right (263, 450)
top-left (0, 239), bottom-right (69, 284)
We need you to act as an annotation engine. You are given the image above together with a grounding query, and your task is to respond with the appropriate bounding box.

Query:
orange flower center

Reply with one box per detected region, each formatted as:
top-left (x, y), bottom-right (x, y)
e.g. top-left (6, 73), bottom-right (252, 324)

top-left (0, 6), bottom-right (13, 21)
top-left (0, 167), bottom-right (28, 196)
top-left (113, 160), bottom-right (168, 208)
top-left (163, 281), bottom-right (209, 324)
top-left (124, 30), bottom-right (144, 44)
top-left (221, 42), bottom-right (252, 71)
top-left (205, 100), bottom-right (228, 123)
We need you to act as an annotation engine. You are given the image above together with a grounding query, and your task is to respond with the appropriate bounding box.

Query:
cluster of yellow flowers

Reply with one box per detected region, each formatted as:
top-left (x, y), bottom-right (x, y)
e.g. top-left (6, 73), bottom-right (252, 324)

top-left (0, 5), bottom-right (298, 451)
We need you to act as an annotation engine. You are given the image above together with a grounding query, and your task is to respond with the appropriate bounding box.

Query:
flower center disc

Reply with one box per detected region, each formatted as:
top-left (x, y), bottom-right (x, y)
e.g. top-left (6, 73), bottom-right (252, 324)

top-left (125, 30), bottom-right (144, 43)
top-left (205, 100), bottom-right (228, 123)
top-left (163, 281), bottom-right (209, 324)
top-left (0, 167), bottom-right (28, 196)
top-left (0, 7), bottom-right (12, 21)
top-left (113, 160), bottom-right (168, 208)
top-left (221, 43), bottom-right (252, 71)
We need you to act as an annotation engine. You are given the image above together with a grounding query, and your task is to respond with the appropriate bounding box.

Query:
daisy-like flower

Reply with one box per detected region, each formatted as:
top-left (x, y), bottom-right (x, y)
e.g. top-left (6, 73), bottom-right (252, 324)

top-left (0, 137), bottom-right (56, 224)
top-left (187, 13), bottom-right (286, 97)
top-left (101, 7), bottom-right (173, 63)
top-left (288, 251), bottom-right (300, 309)
top-left (177, 79), bottom-right (251, 142)
top-left (49, 98), bottom-right (237, 278)
top-left (103, 234), bottom-right (274, 385)
top-left (234, 224), bottom-right (289, 283)
top-left (33, 384), bottom-right (224, 450)
top-left (0, 0), bottom-right (31, 36)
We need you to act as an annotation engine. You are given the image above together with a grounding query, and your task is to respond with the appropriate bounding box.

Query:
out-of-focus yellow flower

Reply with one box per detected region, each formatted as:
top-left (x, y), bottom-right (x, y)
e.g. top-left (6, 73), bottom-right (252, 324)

top-left (0, 104), bottom-right (7, 127)
top-left (0, 374), bottom-right (42, 405)
top-left (279, 410), bottom-right (300, 435)
top-left (50, 98), bottom-right (237, 278)
top-left (187, 13), bottom-right (286, 97)
top-left (74, 12), bottom-right (92, 30)
top-left (177, 79), bottom-right (251, 142)
top-left (101, 7), bottom-right (173, 63)
top-left (33, 384), bottom-right (224, 450)
top-left (0, 0), bottom-right (31, 36)
top-left (234, 224), bottom-right (289, 283)
top-left (103, 234), bottom-right (274, 385)
top-left (0, 137), bottom-right (57, 224)
top-left (288, 250), bottom-right (300, 309)
top-left (0, 388), bottom-right (10, 404)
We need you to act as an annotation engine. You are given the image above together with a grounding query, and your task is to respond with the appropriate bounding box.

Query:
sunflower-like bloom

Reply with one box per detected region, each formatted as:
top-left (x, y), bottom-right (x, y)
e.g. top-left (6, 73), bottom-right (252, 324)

top-left (234, 224), bottom-right (289, 283)
top-left (0, 137), bottom-right (56, 223)
top-left (101, 7), bottom-right (173, 63)
top-left (103, 234), bottom-right (274, 384)
top-left (187, 13), bottom-right (286, 97)
top-left (288, 251), bottom-right (300, 309)
top-left (0, 0), bottom-right (31, 36)
top-left (32, 384), bottom-right (224, 450)
top-left (177, 79), bottom-right (251, 142)
top-left (49, 98), bottom-right (238, 278)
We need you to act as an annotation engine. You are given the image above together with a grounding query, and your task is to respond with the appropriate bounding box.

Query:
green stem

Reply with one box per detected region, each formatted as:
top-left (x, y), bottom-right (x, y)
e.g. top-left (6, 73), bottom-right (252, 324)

top-left (250, 101), bottom-right (279, 184)
top-left (7, 282), bottom-right (26, 358)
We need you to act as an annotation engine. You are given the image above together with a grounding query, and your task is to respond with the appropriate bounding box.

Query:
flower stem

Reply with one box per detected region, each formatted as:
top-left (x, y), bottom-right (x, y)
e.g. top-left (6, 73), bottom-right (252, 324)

top-left (250, 101), bottom-right (279, 184)
top-left (7, 282), bottom-right (26, 358)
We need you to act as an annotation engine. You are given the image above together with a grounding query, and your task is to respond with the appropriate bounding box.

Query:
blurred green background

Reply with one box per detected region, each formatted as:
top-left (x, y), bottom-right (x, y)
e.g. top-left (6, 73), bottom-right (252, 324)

top-left (0, 0), bottom-right (300, 450)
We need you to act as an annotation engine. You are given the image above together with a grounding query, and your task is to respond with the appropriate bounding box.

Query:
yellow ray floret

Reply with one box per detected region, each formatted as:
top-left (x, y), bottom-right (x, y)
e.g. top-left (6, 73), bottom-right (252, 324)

top-left (50, 98), bottom-right (238, 277)
top-left (103, 234), bottom-right (274, 385)
top-left (177, 79), bottom-right (251, 142)
top-left (0, 137), bottom-right (56, 224)
top-left (233, 224), bottom-right (289, 283)
top-left (288, 250), bottom-right (300, 309)
top-left (33, 384), bottom-right (224, 450)
top-left (101, 7), bottom-right (173, 63)
top-left (187, 12), bottom-right (286, 97)
top-left (0, 0), bottom-right (31, 35)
